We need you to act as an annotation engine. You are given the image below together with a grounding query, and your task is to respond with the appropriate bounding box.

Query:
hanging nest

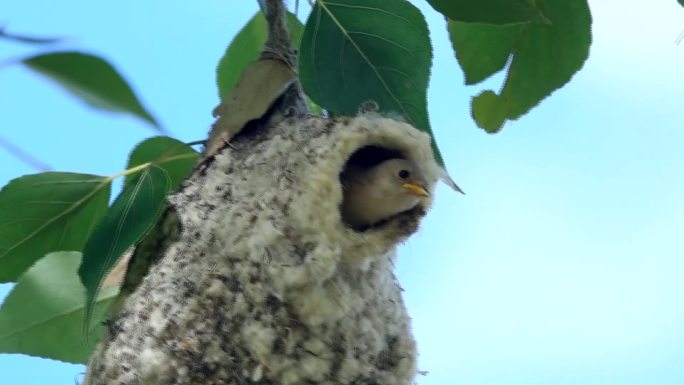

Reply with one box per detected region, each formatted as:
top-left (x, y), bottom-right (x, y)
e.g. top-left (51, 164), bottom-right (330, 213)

top-left (85, 113), bottom-right (439, 385)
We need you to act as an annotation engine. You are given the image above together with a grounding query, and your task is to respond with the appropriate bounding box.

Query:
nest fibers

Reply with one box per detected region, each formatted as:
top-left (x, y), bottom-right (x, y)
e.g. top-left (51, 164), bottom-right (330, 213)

top-left (85, 113), bottom-right (440, 385)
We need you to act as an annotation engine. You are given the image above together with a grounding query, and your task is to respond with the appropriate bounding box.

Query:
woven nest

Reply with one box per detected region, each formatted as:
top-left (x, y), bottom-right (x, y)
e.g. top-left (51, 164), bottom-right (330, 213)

top-left (86, 114), bottom-right (439, 385)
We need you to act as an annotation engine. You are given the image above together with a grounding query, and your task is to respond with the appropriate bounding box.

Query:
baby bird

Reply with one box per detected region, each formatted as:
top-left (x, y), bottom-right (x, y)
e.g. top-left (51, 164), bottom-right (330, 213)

top-left (341, 158), bottom-right (429, 229)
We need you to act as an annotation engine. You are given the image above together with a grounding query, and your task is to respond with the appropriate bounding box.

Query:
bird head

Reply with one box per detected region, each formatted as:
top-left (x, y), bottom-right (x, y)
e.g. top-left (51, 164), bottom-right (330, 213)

top-left (371, 158), bottom-right (429, 199)
top-left (341, 158), bottom-right (430, 229)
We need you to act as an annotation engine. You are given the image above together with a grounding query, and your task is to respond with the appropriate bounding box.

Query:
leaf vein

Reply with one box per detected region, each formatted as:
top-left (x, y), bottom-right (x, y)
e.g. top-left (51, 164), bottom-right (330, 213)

top-left (347, 31), bottom-right (414, 56)
top-left (325, 1), bottom-right (421, 31)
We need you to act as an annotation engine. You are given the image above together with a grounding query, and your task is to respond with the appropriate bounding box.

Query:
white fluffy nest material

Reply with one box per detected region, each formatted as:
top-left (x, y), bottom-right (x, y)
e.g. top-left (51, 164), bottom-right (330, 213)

top-left (85, 114), bottom-right (439, 385)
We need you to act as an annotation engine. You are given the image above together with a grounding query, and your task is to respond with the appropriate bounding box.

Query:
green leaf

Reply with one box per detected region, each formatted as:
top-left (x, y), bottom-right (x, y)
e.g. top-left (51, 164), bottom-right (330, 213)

top-left (427, 0), bottom-right (548, 25)
top-left (470, 90), bottom-right (507, 130)
top-left (126, 136), bottom-right (199, 191)
top-left (0, 251), bottom-right (117, 364)
top-left (23, 51), bottom-right (161, 130)
top-left (79, 165), bottom-right (170, 333)
top-left (679, 0), bottom-right (684, 7)
top-left (299, 0), bottom-right (444, 164)
top-left (0, 172), bottom-right (110, 282)
top-left (457, 0), bottom-right (592, 132)
top-left (448, 20), bottom-right (520, 85)
top-left (216, 11), bottom-right (304, 99)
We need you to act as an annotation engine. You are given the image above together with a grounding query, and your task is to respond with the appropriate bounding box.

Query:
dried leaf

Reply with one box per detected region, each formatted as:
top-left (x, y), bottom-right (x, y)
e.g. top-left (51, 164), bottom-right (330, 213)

top-left (206, 59), bottom-right (296, 157)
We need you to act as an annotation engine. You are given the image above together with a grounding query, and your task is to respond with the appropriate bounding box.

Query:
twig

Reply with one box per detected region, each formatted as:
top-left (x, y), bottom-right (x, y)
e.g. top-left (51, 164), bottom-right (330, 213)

top-left (0, 134), bottom-right (52, 171)
top-left (0, 26), bottom-right (63, 45)
top-left (185, 139), bottom-right (206, 147)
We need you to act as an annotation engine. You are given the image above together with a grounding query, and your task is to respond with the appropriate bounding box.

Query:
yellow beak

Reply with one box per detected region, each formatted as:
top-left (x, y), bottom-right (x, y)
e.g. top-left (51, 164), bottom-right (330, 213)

top-left (402, 182), bottom-right (430, 197)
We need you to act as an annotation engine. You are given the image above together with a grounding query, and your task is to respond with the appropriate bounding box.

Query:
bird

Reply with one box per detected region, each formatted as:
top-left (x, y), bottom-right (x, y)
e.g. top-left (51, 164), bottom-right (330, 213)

top-left (340, 158), bottom-right (430, 229)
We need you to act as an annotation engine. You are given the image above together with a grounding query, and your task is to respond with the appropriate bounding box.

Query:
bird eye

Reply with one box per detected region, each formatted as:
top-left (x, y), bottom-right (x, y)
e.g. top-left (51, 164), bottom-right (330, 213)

top-left (398, 170), bottom-right (410, 179)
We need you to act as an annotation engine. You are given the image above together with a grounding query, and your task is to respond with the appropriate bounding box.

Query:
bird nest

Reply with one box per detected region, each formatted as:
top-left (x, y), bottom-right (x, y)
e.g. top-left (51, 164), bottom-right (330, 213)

top-left (85, 113), bottom-right (439, 385)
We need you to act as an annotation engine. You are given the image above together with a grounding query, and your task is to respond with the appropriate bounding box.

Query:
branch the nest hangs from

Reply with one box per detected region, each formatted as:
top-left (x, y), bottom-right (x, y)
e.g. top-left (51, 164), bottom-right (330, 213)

top-left (205, 0), bottom-right (309, 158)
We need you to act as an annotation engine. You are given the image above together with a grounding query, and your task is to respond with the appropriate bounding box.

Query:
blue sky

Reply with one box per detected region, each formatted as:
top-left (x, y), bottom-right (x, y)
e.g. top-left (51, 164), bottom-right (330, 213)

top-left (1, 1), bottom-right (684, 384)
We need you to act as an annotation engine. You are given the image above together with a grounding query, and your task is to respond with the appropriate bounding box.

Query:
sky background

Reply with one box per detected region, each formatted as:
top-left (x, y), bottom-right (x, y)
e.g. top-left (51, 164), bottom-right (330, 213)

top-left (1, 1), bottom-right (684, 384)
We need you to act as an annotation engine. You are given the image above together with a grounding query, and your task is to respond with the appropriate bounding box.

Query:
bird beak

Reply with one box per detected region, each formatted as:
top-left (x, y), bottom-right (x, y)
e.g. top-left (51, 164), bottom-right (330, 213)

top-left (402, 182), bottom-right (430, 197)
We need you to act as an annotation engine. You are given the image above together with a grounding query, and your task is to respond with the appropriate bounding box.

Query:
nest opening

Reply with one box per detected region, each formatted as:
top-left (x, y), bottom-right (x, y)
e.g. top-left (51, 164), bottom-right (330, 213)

top-left (343, 145), bottom-right (407, 169)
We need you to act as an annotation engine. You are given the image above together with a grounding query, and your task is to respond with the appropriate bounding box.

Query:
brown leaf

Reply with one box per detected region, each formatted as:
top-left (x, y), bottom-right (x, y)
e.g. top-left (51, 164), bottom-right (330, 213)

top-left (101, 251), bottom-right (130, 289)
top-left (205, 59), bottom-right (296, 157)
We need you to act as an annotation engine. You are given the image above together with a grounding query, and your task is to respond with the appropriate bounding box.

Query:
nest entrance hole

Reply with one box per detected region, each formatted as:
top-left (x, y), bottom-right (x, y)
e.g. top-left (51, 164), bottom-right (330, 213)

top-left (343, 145), bottom-right (406, 170)
top-left (340, 145), bottom-right (414, 231)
